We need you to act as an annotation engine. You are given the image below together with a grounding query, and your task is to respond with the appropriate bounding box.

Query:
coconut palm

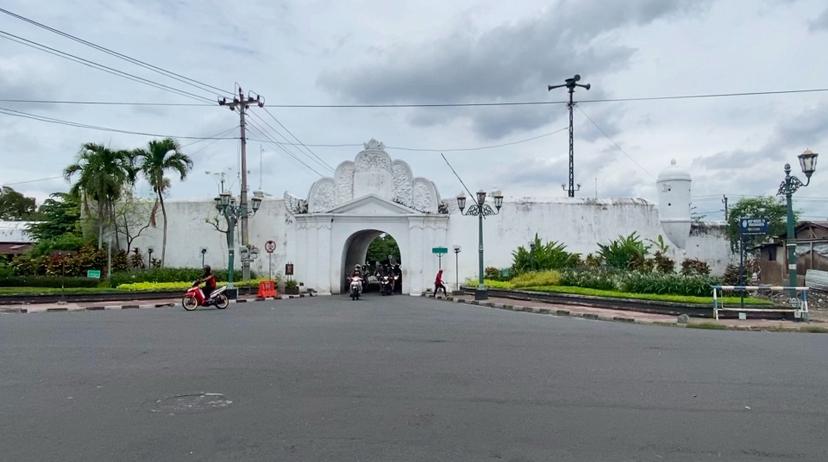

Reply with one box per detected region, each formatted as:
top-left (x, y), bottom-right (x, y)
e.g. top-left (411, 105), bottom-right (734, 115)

top-left (134, 138), bottom-right (193, 267)
top-left (64, 143), bottom-right (133, 248)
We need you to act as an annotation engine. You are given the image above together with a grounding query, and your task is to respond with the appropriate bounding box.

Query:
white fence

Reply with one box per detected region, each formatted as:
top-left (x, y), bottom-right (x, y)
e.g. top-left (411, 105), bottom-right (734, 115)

top-left (712, 285), bottom-right (809, 321)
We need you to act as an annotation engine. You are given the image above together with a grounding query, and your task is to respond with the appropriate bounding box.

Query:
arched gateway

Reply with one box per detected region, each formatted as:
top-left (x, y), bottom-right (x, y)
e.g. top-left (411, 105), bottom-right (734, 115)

top-left (287, 140), bottom-right (449, 295)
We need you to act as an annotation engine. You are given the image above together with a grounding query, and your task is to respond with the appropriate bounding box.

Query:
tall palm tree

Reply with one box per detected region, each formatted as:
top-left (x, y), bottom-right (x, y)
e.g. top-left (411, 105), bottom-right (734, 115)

top-left (134, 138), bottom-right (193, 267)
top-left (64, 143), bottom-right (133, 249)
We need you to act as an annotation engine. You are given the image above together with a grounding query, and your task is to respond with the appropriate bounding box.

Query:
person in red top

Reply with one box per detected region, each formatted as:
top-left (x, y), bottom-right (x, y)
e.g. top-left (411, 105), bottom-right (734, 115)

top-left (434, 269), bottom-right (447, 298)
top-left (197, 265), bottom-right (217, 300)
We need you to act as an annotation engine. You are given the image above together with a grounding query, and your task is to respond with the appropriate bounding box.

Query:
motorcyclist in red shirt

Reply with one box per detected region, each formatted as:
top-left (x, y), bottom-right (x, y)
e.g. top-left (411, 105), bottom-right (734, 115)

top-left (196, 265), bottom-right (217, 300)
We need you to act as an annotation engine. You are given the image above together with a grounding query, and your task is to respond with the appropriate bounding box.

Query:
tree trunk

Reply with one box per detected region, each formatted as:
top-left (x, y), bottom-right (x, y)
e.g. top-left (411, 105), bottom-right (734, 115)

top-left (159, 190), bottom-right (167, 267)
top-left (97, 202), bottom-right (104, 249)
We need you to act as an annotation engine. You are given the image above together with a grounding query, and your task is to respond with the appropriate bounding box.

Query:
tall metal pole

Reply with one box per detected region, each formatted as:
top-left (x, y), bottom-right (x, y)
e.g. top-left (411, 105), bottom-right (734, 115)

top-left (548, 75), bottom-right (589, 198)
top-left (454, 248), bottom-right (459, 293)
top-left (478, 211), bottom-right (484, 290)
top-left (567, 87), bottom-right (575, 198)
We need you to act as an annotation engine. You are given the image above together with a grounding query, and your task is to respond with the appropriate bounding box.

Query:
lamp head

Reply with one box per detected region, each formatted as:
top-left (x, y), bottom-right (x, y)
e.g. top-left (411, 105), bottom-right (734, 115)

top-left (456, 192), bottom-right (467, 212)
top-left (798, 149), bottom-right (818, 179)
top-left (251, 194), bottom-right (263, 213)
top-left (476, 190), bottom-right (487, 205)
top-left (219, 191), bottom-right (231, 207)
top-left (493, 191), bottom-right (504, 210)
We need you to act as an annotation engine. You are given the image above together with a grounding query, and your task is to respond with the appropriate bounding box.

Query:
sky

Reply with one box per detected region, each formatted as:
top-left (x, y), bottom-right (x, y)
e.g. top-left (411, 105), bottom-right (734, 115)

top-left (1, 0), bottom-right (828, 221)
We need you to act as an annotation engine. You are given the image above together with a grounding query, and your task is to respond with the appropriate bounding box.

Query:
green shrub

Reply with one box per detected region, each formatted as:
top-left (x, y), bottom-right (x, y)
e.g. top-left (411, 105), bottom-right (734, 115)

top-left (559, 269), bottom-right (618, 291)
top-left (510, 270), bottom-right (561, 288)
top-left (117, 277), bottom-right (268, 292)
top-left (653, 251), bottom-right (675, 273)
top-left (619, 272), bottom-right (720, 297)
top-left (598, 232), bottom-right (649, 270)
top-left (108, 267), bottom-right (247, 286)
top-left (511, 234), bottom-right (580, 273)
top-left (680, 258), bottom-right (711, 276)
top-left (484, 266), bottom-right (501, 280)
top-left (0, 275), bottom-right (100, 288)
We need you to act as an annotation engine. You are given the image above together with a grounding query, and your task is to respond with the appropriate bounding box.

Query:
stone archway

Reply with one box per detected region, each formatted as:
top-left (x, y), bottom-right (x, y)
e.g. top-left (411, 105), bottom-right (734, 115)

top-left (340, 229), bottom-right (398, 293)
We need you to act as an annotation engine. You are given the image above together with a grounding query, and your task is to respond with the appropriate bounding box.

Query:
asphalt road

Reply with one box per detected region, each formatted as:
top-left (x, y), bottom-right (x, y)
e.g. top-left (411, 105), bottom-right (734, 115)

top-left (2, 295), bottom-right (828, 461)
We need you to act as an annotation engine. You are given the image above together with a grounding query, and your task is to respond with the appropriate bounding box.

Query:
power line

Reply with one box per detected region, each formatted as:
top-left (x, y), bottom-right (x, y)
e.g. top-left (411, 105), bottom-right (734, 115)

top-left (0, 6), bottom-right (232, 97)
top-left (180, 125), bottom-right (240, 148)
top-left (575, 106), bottom-right (654, 178)
top-left (262, 108), bottom-right (335, 170)
top-left (245, 118), bottom-right (326, 177)
top-left (247, 111), bottom-right (334, 173)
top-left (0, 99), bottom-right (213, 107)
top-left (1, 175), bottom-right (65, 186)
top-left (0, 29), bottom-right (214, 103)
top-left (0, 105), bottom-right (239, 140)
top-left (261, 87), bottom-right (828, 108)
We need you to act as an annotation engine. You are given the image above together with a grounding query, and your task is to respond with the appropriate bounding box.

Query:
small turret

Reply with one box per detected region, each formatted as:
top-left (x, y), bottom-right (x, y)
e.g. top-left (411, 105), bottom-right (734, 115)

top-left (657, 159), bottom-right (691, 249)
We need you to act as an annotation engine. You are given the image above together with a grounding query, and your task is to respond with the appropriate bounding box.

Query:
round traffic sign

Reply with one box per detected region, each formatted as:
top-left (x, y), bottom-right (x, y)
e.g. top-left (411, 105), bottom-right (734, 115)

top-left (264, 240), bottom-right (276, 254)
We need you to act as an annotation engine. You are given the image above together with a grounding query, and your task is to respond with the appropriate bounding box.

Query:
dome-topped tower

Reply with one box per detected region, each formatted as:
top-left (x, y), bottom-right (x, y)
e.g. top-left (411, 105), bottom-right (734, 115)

top-left (657, 159), bottom-right (692, 249)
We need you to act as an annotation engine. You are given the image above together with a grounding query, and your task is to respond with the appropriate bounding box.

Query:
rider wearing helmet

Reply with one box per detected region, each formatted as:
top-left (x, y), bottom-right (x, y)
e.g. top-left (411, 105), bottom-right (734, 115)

top-left (197, 265), bottom-right (217, 300)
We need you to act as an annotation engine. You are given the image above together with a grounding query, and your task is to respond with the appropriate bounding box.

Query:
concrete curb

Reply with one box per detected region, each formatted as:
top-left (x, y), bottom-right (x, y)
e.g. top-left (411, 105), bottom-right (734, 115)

top-left (438, 295), bottom-right (828, 334)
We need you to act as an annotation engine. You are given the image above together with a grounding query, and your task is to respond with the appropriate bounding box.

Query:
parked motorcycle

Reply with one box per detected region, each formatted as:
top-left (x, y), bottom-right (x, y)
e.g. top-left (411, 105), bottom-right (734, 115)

top-left (349, 276), bottom-right (363, 300)
top-left (182, 282), bottom-right (229, 311)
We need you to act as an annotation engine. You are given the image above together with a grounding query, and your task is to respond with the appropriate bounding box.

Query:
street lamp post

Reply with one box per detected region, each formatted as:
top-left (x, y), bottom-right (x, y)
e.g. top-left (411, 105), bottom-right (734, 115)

top-left (457, 190), bottom-right (504, 300)
top-left (453, 245), bottom-right (461, 293)
top-left (777, 149), bottom-right (818, 292)
top-left (214, 190), bottom-right (263, 288)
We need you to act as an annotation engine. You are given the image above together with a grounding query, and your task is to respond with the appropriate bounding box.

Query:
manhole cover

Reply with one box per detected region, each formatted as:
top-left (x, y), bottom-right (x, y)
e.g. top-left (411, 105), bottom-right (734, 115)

top-left (149, 392), bottom-right (232, 414)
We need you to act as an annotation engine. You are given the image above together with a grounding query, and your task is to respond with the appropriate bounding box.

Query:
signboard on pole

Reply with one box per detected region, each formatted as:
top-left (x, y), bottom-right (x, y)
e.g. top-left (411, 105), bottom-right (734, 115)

top-left (739, 218), bottom-right (769, 236)
top-left (264, 240), bottom-right (276, 254)
top-left (432, 247), bottom-right (448, 255)
top-left (86, 269), bottom-right (101, 279)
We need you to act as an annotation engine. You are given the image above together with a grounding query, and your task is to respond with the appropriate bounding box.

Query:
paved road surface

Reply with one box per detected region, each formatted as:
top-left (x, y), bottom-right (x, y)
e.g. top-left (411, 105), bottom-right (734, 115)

top-left (2, 295), bottom-right (827, 461)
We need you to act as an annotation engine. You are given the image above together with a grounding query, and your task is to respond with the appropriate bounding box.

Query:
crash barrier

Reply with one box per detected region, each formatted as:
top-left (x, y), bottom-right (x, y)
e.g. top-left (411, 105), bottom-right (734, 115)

top-left (712, 285), bottom-right (809, 321)
top-left (257, 280), bottom-right (278, 299)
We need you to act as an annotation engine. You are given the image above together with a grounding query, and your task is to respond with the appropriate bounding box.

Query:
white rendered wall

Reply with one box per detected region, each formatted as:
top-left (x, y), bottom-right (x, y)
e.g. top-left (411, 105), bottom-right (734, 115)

top-left (131, 197), bottom-right (734, 291)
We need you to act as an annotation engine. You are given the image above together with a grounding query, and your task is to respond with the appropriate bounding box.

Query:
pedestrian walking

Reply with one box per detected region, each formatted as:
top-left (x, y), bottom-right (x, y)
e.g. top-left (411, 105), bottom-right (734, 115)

top-left (434, 269), bottom-right (447, 298)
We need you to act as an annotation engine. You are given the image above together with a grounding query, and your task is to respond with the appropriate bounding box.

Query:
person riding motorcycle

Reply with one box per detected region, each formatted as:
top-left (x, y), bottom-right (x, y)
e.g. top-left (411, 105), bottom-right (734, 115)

top-left (392, 264), bottom-right (402, 292)
top-left (349, 264), bottom-right (364, 292)
top-left (195, 265), bottom-right (217, 300)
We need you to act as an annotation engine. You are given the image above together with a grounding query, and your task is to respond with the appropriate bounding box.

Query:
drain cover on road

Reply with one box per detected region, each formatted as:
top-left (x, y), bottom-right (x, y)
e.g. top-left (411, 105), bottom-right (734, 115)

top-left (149, 392), bottom-right (232, 414)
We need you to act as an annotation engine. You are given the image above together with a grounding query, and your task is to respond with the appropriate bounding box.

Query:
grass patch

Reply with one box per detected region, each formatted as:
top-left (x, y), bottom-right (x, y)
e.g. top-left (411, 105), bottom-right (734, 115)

top-left (686, 322), bottom-right (729, 330)
top-left (798, 325), bottom-right (828, 334)
top-left (478, 281), bottom-right (772, 306)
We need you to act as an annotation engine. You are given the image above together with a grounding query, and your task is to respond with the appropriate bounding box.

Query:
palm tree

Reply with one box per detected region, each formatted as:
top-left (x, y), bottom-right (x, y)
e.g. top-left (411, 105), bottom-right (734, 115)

top-left (134, 138), bottom-right (193, 267)
top-left (64, 143), bottom-right (133, 248)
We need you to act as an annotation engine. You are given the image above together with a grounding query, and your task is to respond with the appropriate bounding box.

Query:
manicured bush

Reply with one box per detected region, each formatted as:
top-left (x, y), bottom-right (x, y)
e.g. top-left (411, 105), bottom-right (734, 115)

top-left (0, 275), bottom-right (101, 288)
top-left (559, 269), bottom-right (618, 291)
top-left (510, 270), bottom-right (561, 288)
top-left (619, 272), bottom-right (720, 297)
top-left (117, 277), bottom-right (268, 292)
top-left (653, 251), bottom-right (675, 273)
top-left (108, 267), bottom-right (247, 286)
top-left (484, 266), bottom-right (501, 280)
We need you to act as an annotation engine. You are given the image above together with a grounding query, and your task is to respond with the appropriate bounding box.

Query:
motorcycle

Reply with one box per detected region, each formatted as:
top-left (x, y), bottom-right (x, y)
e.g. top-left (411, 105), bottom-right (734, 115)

top-left (349, 276), bottom-right (363, 300)
top-left (182, 282), bottom-right (230, 311)
top-left (380, 275), bottom-right (392, 295)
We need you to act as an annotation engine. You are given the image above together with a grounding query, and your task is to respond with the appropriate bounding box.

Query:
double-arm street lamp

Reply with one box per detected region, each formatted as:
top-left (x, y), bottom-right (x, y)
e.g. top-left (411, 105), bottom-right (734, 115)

top-left (457, 190), bottom-right (504, 300)
top-left (777, 149), bottom-right (818, 290)
top-left (214, 190), bottom-right (263, 287)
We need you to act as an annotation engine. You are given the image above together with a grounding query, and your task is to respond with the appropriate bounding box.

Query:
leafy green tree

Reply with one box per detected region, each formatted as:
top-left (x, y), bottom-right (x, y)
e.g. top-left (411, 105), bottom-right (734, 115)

top-left (27, 192), bottom-right (82, 241)
top-left (511, 234), bottom-right (579, 273)
top-left (0, 186), bottom-right (37, 220)
top-left (133, 138), bottom-right (193, 267)
top-left (726, 196), bottom-right (792, 251)
top-left (366, 234), bottom-right (401, 265)
top-left (64, 143), bottom-right (133, 248)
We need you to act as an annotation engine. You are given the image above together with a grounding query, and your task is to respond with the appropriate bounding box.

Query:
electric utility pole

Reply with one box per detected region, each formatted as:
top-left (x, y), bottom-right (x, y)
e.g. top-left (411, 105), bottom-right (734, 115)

top-left (548, 74), bottom-right (590, 197)
top-left (722, 194), bottom-right (729, 221)
top-left (219, 85), bottom-right (264, 280)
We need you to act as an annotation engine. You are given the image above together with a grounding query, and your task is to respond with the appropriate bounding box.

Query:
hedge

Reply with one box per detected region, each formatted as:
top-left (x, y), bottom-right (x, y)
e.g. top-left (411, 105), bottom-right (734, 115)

top-left (0, 276), bottom-right (101, 288)
top-left (108, 268), bottom-right (247, 287)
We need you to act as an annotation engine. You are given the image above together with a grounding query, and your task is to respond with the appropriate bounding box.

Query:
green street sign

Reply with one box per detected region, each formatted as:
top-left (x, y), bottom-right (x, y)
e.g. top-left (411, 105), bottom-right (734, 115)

top-left (432, 247), bottom-right (448, 255)
top-left (86, 269), bottom-right (101, 279)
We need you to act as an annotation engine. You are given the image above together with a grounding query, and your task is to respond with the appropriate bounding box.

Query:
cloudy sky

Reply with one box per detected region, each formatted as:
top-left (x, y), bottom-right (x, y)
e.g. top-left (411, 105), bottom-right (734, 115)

top-left (1, 0), bottom-right (828, 220)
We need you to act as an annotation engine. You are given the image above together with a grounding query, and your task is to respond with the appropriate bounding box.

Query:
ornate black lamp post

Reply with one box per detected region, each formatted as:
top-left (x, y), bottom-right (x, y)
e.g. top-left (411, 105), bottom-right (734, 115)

top-left (457, 190), bottom-right (503, 300)
top-left (777, 149), bottom-right (818, 291)
top-left (214, 190), bottom-right (262, 287)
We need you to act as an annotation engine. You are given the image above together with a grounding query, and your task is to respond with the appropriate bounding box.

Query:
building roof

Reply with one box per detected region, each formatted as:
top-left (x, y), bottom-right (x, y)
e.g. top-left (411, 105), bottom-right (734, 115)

top-left (0, 221), bottom-right (36, 244)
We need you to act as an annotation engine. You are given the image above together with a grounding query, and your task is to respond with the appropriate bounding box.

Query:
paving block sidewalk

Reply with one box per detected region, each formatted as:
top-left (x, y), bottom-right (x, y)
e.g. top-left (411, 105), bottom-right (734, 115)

top-left (441, 294), bottom-right (828, 333)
